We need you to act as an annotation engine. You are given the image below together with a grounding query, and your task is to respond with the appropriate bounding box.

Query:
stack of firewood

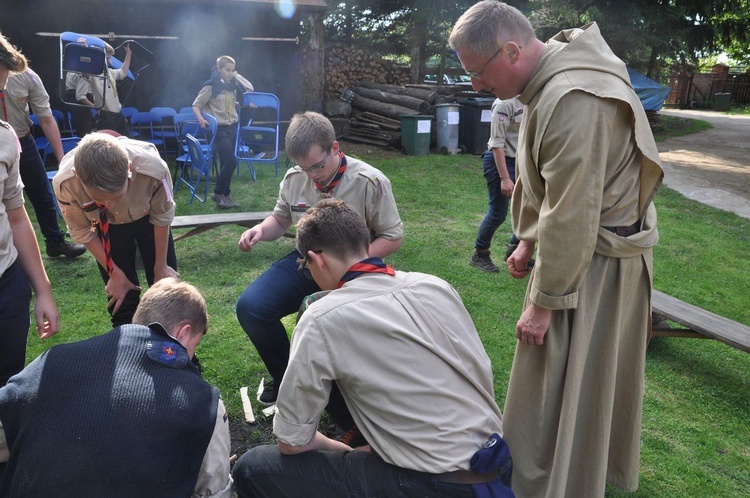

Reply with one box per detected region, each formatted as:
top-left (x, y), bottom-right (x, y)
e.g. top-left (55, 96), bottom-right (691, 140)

top-left (342, 81), bottom-right (449, 147)
top-left (325, 43), bottom-right (410, 101)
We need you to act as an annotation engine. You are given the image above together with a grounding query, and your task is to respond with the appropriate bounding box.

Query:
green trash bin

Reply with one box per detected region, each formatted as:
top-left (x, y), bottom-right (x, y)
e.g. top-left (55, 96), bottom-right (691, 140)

top-left (714, 93), bottom-right (731, 112)
top-left (400, 114), bottom-right (432, 155)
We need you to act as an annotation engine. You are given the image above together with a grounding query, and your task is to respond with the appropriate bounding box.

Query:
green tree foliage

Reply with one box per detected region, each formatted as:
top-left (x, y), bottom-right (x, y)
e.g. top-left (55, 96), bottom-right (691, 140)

top-left (321, 1), bottom-right (750, 82)
top-left (323, 1), bottom-right (530, 82)
top-left (528, 0), bottom-right (750, 77)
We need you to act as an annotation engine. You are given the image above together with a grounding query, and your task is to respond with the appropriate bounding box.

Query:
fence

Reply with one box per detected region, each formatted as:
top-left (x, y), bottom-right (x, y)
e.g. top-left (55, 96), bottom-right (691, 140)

top-left (666, 64), bottom-right (750, 108)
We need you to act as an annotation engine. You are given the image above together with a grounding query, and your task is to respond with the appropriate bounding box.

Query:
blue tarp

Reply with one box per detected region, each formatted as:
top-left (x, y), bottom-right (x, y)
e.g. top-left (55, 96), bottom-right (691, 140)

top-left (627, 67), bottom-right (670, 111)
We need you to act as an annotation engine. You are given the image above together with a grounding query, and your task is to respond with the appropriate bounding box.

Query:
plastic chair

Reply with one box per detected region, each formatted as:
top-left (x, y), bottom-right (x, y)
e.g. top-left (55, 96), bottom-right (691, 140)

top-left (175, 133), bottom-right (211, 205)
top-left (46, 137), bottom-right (81, 216)
top-left (29, 114), bottom-right (49, 158)
top-left (178, 106), bottom-right (194, 114)
top-left (150, 107), bottom-right (178, 156)
top-left (130, 111), bottom-right (166, 156)
top-left (51, 110), bottom-right (69, 136)
top-left (174, 113), bottom-right (218, 188)
top-left (121, 107), bottom-right (139, 119)
top-left (235, 92), bottom-right (280, 180)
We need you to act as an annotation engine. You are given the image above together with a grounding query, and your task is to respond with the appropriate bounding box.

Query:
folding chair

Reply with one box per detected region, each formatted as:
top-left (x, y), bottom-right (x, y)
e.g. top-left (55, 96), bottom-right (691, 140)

top-left (29, 114), bottom-right (49, 160)
top-left (130, 111), bottom-right (166, 156)
top-left (178, 106), bottom-right (194, 114)
top-left (235, 92), bottom-right (280, 180)
top-left (175, 133), bottom-right (211, 205)
top-left (121, 107), bottom-right (139, 120)
top-left (46, 137), bottom-right (81, 216)
top-left (174, 113), bottom-right (218, 187)
top-left (150, 107), bottom-right (178, 156)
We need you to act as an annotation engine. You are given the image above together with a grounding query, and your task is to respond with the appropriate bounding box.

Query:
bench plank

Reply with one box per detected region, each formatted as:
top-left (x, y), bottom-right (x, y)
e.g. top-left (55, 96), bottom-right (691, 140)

top-left (651, 290), bottom-right (750, 353)
top-left (171, 212), bottom-right (273, 241)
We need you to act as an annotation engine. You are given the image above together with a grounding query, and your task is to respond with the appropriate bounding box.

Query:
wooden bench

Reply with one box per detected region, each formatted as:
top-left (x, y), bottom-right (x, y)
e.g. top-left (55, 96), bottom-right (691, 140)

top-left (651, 290), bottom-right (750, 353)
top-left (171, 212), bottom-right (274, 241)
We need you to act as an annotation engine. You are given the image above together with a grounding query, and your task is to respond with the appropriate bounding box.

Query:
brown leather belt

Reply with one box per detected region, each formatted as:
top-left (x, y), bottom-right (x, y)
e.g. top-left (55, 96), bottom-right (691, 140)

top-left (602, 219), bottom-right (640, 237)
top-left (435, 469), bottom-right (499, 484)
top-left (20, 131), bottom-right (32, 140)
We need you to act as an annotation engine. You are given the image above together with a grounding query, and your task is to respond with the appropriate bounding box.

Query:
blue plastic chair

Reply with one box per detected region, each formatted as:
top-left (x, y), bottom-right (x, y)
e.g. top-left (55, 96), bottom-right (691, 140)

top-left (130, 111), bottom-right (166, 156)
top-left (178, 106), bottom-right (194, 114)
top-left (46, 137), bottom-right (81, 216)
top-left (150, 107), bottom-right (178, 156)
top-left (175, 133), bottom-right (211, 205)
top-left (235, 92), bottom-right (280, 180)
top-left (173, 114), bottom-right (218, 193)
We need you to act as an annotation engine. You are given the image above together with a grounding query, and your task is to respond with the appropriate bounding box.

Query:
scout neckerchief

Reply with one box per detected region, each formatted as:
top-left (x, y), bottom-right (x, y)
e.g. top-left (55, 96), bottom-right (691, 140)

top-left (336, 257), bottom-right (395, 289)
top-left (96, 204), bottom-right (114, 275)
top-left (314, 152), bottom-right (347, 197)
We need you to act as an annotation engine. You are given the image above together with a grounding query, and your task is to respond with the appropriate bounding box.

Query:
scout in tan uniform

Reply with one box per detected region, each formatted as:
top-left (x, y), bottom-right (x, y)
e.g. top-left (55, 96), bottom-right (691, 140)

top-left (192, 55), bottom-right (252, 209)
top-left (89, 43), bottom-right (131, 136)
top-left (53, 132), bottom-right (179, 326)
top-left (0, 33), bottom-right (60, 387)
top-left (236, 112), bottom-right (403, 414)
top-left (451, 2), bottom-right (664, 497)
top-left (232, 199), bottom-right (512, 498)
top-left (4, 66), bottom-right (86, 258)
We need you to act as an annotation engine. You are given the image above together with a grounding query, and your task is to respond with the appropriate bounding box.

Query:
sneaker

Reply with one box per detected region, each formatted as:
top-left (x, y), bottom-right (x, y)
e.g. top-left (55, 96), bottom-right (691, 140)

top-left (470, 251), bottom-right (499, 273)
top-left (258, 381), bottom-right (277, 406)
top-left (223, 195), bottom-right (240, 208)
top-left (46, 238), bottom-right (86, 258)
top-left (504, 242), bottom-right (518, 261)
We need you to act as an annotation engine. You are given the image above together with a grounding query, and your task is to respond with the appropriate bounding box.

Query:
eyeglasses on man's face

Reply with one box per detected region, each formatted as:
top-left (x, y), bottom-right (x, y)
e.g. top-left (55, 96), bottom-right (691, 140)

top-left (296, 250), bottom-right (323, 271)
top-left (464, 47), bottom-right (502, 80)
top-left (299, 145), bottom-right (332, 173)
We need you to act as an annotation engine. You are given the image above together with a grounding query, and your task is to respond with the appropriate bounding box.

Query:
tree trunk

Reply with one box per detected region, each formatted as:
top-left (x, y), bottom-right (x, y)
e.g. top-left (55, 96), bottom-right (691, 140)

top-left (359, 80), bottom-right (439, 103)
top-left (350, 95), bottom-right (418, 121)
top-left (303, 12), bottom-right (325, 113)
top-left (352, 86), bottom-right (431, 113)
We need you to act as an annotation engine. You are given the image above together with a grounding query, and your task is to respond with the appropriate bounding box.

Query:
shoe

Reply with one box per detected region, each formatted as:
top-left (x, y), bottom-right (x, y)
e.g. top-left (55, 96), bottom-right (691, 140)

top-left (504, 242), bottom-right (518, 261)
top-left (46, 238), bottom-right (86, 258)
top-left (470, 251), bottom-right (499, 273)
top-left (213, 193), bottom-right (240, 209)
top-left (258, 380), bottom-right (277, 406)
top-left (224, 195), bottom-right (240, 208)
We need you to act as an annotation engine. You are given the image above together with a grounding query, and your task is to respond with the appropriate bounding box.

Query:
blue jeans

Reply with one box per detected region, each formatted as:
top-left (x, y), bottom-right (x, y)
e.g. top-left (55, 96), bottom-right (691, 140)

top-left (236, 251), bottom-right (320, 385)
top-left (19, 135), bottom-right (65, 243)
top-left (0, 260), bottom-right (32, 387)
top-left (213, 124), bottom-right (237, 196)
top-left (233, 445), bottom-right (482, 498)
top-left (474, 150), bottom-right (517, 251)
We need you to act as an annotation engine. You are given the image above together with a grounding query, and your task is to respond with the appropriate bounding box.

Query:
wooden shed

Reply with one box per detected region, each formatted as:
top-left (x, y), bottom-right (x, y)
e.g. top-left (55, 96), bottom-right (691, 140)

top-left (0, 0), bottom-right (328, 127)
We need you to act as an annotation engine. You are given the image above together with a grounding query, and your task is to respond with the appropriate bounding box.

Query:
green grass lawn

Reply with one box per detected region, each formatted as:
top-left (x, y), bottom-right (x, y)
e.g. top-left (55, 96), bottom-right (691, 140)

top-left (25, 118), bottom-right (749, 496)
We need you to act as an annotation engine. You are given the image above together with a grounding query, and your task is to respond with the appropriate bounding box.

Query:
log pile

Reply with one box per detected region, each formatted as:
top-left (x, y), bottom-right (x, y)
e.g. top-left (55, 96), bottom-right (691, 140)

top-left (342, 81), bottom-right (441, 147)
top-left (325, 43), bottom-right (410, 101)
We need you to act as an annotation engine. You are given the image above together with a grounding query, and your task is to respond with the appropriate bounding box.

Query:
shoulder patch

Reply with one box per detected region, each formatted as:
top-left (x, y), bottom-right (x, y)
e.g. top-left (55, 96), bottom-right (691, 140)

top-left (146, 340), bottom-right (190, 369)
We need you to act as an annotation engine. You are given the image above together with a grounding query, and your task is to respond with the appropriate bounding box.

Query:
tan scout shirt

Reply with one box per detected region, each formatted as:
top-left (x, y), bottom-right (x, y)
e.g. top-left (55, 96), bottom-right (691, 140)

top-left (4, 69), bottom-right (54, 137)
top-left (89, 67), bottom-right (126, 113)
top-left (273, 155), bottom-right (403, 241)
top-left (192, 85), bottom-right (238, 126)
top-left (487, 96), bottom-right (522, 158)
top-left (53, 138), bottom-right (175, 245)
top-left (0, 121), bottom-right (23, 276)
top-left (275, 271), bottom-right (503, 474)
